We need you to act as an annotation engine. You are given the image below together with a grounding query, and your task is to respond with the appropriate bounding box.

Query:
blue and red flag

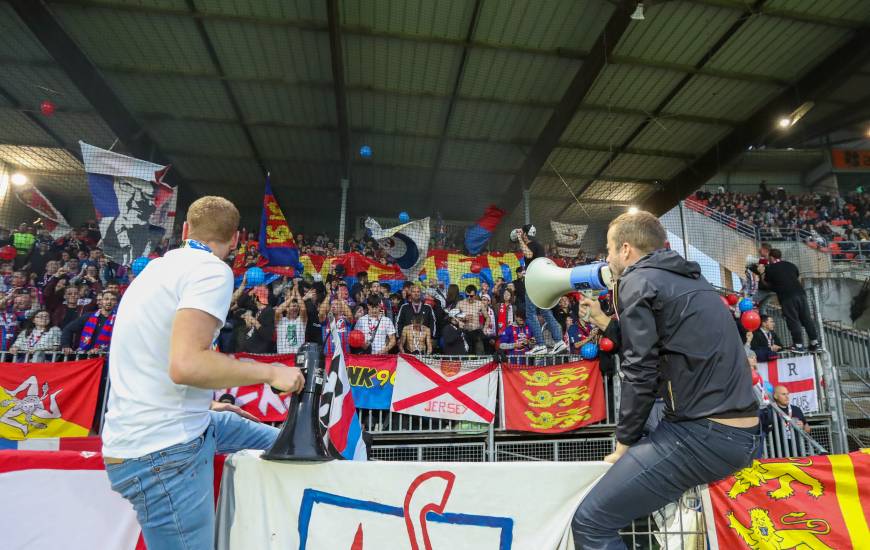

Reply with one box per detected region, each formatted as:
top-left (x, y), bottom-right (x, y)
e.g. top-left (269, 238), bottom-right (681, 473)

top-left (258, 177), bottom-right (302, 273)
top-left (320, 323), bottom-right (368, 461)
top-left (464, 204), bottom-right (506, 255)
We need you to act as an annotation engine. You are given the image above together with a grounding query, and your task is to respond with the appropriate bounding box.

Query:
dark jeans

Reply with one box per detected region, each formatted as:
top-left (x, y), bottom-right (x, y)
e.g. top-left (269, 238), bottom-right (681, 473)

top-left (462, 328), bottom-right (485, 355)
top-left (572, 418), bottom-right (760, 550)
top-left (780, 293), bottom-right (818, 346)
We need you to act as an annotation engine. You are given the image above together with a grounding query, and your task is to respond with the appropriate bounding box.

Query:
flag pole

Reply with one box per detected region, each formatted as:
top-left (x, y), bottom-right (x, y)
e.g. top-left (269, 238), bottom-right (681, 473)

top-left (338, 178), bottom-right (349, 252)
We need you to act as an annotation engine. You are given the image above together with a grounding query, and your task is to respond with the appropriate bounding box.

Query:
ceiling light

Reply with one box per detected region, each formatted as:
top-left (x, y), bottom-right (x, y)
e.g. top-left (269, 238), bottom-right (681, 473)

top-left (628, 206), bottom-right (639, 215)
top-left (630, 2), bottom-right (645, 20)
top-left (777, 117), bottom-right (792, 129)
top-left (10, 172), bottom-right (27, 186)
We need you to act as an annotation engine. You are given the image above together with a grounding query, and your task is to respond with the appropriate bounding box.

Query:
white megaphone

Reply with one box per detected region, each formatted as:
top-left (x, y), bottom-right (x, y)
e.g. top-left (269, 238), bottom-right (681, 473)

top-left (526, 258), bottom-right (614, 309)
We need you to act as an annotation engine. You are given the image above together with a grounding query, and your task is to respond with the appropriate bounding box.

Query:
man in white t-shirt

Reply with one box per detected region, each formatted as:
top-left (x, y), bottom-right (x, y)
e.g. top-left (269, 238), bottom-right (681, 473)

top-left (355, 294), bottom-right (396, 354)
top-left (101, 196), bottom-right (304, 550)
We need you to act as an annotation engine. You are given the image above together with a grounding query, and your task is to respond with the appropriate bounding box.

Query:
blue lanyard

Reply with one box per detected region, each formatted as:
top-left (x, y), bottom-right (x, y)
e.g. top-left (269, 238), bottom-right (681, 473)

top-left (183, 239), bottom-right (213, 253)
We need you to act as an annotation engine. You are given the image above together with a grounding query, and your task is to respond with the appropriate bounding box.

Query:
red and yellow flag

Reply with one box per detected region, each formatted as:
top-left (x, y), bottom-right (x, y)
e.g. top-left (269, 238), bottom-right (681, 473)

top-left (499, 360), bottom-right (606, 433)
top-left (0, 358), bottom-right (104, 440)
top-left (706, 450), bottom-right (870, 549)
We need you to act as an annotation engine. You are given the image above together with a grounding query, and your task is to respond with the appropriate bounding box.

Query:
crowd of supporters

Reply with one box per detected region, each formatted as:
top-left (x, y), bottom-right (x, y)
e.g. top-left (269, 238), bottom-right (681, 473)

top-left (689, 184), bottom-right (870, 260)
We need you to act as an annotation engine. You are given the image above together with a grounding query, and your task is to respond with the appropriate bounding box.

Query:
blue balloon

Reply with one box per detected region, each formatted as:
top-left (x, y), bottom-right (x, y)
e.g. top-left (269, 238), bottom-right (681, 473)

top-left (131, 256), bottom-right (150, 276)
top-left (398, 211), bottom-right (410, 223)
top-left (738, 297), bottom-right (754, 312)
top-left (581, 342), bottom-right (599, 360)
top-left (599, 289), bottom-right (609, 297)
top-left (360, 145), bottom-right (372, 158)
top-left (245, 266), bottom-right (265, 287)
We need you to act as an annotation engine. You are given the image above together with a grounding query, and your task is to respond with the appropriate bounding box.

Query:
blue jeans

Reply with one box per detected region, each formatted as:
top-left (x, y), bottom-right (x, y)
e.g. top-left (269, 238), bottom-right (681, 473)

top-left (572, 418), bottom-right (760, 549)
top-left (525, 298), bottom-right (563, 345)
top-left (104, 411), bottom-right (279, 550)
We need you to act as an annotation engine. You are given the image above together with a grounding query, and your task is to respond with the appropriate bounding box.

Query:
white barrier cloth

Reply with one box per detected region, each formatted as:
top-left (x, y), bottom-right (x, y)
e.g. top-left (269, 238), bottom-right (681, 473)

top-left (216, 450), bottom-right (610, 550)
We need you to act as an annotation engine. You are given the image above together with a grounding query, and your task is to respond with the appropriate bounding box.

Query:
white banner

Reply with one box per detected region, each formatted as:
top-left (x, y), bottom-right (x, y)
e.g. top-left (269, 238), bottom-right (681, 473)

top-left (216, 450), bottom-right (610, 550)
top-left (0, 450), bottom-right (141, 550)
top-left (365, 216), bottom-right (430, 278)
top-left (757, 354), bottom-right (818, 413)
top-left (390, 356), bottom-right (498, 423)
top-left (550, 221), bottom-right (587, 246)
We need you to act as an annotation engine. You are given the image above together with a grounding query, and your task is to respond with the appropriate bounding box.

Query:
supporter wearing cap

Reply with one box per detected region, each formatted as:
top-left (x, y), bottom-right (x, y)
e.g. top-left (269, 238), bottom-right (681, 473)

top-left (238, 285), bottom-right (275, 354)
top-left (441, 308), bottom-right (469, 354)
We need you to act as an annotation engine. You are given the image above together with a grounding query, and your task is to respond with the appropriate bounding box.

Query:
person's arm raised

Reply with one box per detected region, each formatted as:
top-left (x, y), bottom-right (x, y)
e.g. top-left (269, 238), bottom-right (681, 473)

top-left (169, 308), bottom-right (303, 392)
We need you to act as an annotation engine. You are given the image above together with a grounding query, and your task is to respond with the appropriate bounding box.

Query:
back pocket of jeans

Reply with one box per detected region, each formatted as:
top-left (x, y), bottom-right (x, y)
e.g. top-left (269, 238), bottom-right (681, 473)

top-left (159, 436), bottom-right (204, 470)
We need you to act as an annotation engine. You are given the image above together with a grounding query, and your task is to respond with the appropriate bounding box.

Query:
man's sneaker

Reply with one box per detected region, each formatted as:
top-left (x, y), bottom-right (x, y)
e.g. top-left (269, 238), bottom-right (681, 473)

top-left (550, 341), bottom-right (567, 354)
top-left (792, 344), bottom-right (806, 353)
top-left (525, 344), bottom-right (548, 356)
top-left (808, 341), bottom-right (821, 352)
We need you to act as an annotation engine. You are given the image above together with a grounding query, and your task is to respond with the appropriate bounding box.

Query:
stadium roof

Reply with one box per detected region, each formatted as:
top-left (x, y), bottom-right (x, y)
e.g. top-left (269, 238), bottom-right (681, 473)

top-left (1, 0), bottom-right (870, 232)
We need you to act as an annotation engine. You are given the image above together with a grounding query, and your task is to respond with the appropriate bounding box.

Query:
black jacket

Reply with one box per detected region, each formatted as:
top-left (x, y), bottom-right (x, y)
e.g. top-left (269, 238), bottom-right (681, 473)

top-left (441, 322), bottom-right (468, 355)
top-left (396, 302), bottom-right (437, 339)
top-left (760, 260), bottom-right (804, 301)
top-left (750, 329), bottom-right (782, 361)
top-left (612, 249), bottom-right (759, 445)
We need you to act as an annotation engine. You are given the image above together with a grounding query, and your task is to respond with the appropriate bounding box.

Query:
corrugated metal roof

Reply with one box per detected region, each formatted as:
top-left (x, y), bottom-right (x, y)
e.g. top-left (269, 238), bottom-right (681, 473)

top-left (0, 109), bottom-right (55, 147)
top-left (42, 113), bottom-right (116, 149)
top-left (631, 119), bottom-right (732, 155)
top-left (148, 120), bottom-right (253, 157)
top-left (581, 180), bottom-right (650, 202)
top-left (196, 0), bottom-right (326, 21)
top-left (615, 2), bottom-right (742, 66)
top-left (205, 22), bottom-right (332, 82)
top-left (0, 3), bottom-right (53, 62)
top-left (825, 74), bottom-right (870, 103)
top-left (764, 0), bottom-right (870, 24)
top-left (351, 133), bottom-right (438, 167)
top-left (110, 74), bottom-right (235, 120)
top-left (706, 16), bottom-right (849, 80)
top-left (547, 148), bottom-right (610, 175)
top-left (440, 140), bottom-right (524, 171)
top-left (460, 49), bottom-right (580, 102)
top-left (0, 65), bottom-right (94, 111)
top-left (348, 90), bottom-right (447, 136)
top-left (341, 0), bottom-right (473, 40)
top-left (251, 127), bottom-right (339, 162)
top-left (447, 101), bottom-right (550, 141)
top-left (344, 35), bottom-right (461, 95)
top-left (585, 64), bottom-right (686, 113)
top-left (476, 0), bottom-right (612, 52)
top-left (52, 7), bottom-right (215, 73)
top-left (169, 155), bottom-right (263, 183)
top-left (561, 110), bottom-right (647, 148)
top-left (233, 82), bottom-right (336, 126)
top-left (664, 75), bottom-right (781, 121)
top-left (603, 153), bottom-right (686, 180)
top-left (0, 145), bottom-right (82, 172)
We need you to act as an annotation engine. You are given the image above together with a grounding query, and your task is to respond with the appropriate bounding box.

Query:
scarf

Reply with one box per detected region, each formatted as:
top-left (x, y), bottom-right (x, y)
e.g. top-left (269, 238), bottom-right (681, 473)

top-left (79, 310), bottom-right (115, 351)
top-left (497, 303), bottom-right (511, 335)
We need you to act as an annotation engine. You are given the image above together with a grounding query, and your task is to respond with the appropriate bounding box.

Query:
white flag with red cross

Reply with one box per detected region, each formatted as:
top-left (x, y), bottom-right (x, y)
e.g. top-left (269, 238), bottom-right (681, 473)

top-left (757, 354), bottom-right (819, 413)
top-left (390, 355), bottom-right (498, 423)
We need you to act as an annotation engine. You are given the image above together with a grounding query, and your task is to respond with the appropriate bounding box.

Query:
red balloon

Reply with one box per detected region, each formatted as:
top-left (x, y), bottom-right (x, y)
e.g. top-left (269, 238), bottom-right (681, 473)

top-left (720, 295), bottom-right (730, 308)
top-left (599, 337), bottom-right (615, 353)
top-left (470, 262), bottom-right (482, 274)
top-left (40, 100), bottom-right (55, 117)
top-left (0, 245), bottom-right (16, 261)
top-left (741, 310), bottom-right (762, 332)
top-left (348, 329), bottom-right (366, 348)
top-left (726, 294), bottom-right (740, 306)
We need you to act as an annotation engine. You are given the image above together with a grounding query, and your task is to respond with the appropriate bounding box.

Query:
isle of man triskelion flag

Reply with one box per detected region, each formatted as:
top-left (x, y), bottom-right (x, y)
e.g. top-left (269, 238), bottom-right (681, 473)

top-left (0, 358), bottom-right (104, 440)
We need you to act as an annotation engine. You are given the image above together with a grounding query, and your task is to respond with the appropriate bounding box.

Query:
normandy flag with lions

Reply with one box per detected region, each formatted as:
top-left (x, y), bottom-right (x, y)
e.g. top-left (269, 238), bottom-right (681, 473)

top-left (258, 176), bottom-right (303, 276)
top-left (705, 450), bottom-right (870, 549)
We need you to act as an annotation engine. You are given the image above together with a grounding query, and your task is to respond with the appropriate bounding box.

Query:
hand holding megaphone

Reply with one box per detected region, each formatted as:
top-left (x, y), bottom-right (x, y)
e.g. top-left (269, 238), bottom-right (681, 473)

top-left (526, 258), bottom-right (614, 309)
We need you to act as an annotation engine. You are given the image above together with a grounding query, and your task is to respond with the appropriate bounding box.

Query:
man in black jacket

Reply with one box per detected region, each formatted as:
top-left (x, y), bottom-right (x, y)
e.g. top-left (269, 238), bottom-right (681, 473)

top-left (750, 315), bottom-right (783, 361)
top-left (758, 249), bottom-right (819, 352)
top-left (395, 285), bottom-right (437, 340)
top-left (570, 211), bottom-right (760, 549)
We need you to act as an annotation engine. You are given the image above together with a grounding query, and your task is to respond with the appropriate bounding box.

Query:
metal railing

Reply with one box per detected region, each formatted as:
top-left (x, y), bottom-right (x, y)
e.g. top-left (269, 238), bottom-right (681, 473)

top-left (760, 401), bottom-right (828, 459)
top-left (683, 197), bottom-right (760, 241)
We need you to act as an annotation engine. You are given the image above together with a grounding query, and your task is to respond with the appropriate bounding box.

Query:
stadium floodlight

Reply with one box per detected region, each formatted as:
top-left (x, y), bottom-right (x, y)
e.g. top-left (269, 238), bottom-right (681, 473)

top-left (10, 172), bottom-right (27, 186)
top-left (777, 117), bottom-right (792, 129)
top-left (778, 101), bottom-right (815, 130)
top-left (628, 206), bottom-right (639, 215)
top-left (630, 2), bottom-right (645, 20)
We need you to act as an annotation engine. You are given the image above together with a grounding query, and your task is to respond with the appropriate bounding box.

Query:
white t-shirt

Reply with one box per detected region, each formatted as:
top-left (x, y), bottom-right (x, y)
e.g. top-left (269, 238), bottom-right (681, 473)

top-left (355, 314), bottom-right (396, 353)
top-left (277, 316), bottom-right (305, 354)
top-left (101, 247), bottom-right (233, 458)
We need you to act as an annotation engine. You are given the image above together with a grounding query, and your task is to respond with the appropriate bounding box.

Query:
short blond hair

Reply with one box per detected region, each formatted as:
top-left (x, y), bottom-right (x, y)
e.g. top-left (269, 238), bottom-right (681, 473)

top-left (608, 211), bottom-right (666, 255)
top-left (186, 196), bottom-right (240, 242)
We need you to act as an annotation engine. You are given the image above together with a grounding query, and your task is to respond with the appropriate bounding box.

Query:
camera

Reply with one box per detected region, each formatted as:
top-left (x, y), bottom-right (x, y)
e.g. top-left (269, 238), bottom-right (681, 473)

top-left (509, 224), bottom-right (537, 242)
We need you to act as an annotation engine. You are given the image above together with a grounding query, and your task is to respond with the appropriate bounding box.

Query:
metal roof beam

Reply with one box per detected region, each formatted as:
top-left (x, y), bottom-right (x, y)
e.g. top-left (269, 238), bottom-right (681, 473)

top-left (326, 0), bottom-right (351, 179)
top-left (184, 0), bottom-right (266, 176)
top-left (643, 28), bottom-right (870, 214)
top-left (692, 0), bottom-right (868, 29)
top-left (494, 1), bottom-right (636, 214)
top-left (8, 0), bottom-right (174, 168)
top-left (426, 0), bottom-right (483, 210)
